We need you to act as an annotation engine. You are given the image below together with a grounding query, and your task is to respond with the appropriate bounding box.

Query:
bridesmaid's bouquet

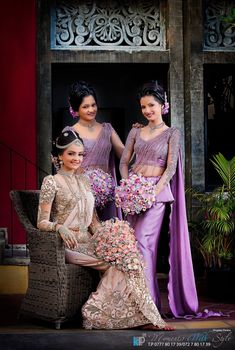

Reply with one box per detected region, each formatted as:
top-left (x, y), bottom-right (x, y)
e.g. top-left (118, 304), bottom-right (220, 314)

top-left (91, 218), bottom-right (143, 273)
top-left (85, 168), bottom-right (115, 209)
top-left (115, 173), bottom-right (157, 215)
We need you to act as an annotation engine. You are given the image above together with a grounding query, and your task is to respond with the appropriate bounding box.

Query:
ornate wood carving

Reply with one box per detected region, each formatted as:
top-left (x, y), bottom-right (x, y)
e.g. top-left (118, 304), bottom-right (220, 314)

top-left (51, 0), bottom-right (165, 51)
top-left (204, 0), bottom-right (235, 50)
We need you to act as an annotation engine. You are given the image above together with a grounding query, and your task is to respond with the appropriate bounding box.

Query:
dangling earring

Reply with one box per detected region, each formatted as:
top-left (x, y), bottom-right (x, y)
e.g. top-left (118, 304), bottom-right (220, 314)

top-left (58, 156), bottom-right (63, 167)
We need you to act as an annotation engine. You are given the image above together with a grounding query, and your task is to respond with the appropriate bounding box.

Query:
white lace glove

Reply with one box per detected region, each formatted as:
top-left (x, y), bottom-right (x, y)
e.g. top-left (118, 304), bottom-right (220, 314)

top-left (58, 225), bottom-right (78, 249)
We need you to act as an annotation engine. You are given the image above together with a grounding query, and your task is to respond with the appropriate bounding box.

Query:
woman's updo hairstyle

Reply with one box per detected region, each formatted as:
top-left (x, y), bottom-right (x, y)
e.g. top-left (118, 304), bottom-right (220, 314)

top-left (138, 80), bottom-right (165, 105)
top-left (69, 80), bottom-right (98, 112)
top-left (56, 129), bottom-right (84, 155)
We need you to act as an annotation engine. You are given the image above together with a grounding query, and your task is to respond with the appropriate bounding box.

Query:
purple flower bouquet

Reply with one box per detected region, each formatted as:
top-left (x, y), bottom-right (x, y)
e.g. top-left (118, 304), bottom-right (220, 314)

top-left (115, 173), bottom-right (157, 215)
top-left (85, 168), bottom-right (115, 209)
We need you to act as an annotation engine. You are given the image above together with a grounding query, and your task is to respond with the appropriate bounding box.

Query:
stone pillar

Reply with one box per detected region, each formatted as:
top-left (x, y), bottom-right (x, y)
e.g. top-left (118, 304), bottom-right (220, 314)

top-left (168, 0), bottom-right (185, 161)
top-left (183, 0), bottom-right (205, 193)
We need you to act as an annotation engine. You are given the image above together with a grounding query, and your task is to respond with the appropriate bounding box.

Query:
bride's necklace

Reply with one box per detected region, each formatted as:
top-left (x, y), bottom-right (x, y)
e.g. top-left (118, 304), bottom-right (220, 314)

top-left (58, 169), bottom-right (75, 177)
top-left (58, 170), bottom-right (88, 225)
top-left (148, 121), bottom-right (165, 134)
top-left (78, 120), bottom-right (96, 132)
top-left (58, 170), bottom-right (81, 201)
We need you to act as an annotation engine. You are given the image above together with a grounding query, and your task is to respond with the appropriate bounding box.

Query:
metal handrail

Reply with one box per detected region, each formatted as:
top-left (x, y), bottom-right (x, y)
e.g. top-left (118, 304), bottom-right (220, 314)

top-left (0, 140), bottom-right (49, 261)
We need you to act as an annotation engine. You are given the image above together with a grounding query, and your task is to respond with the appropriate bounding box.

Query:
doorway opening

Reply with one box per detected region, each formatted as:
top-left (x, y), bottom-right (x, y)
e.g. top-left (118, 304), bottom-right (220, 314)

top-left (204, 64), bottom-right (235, 191)
top-left (52, 63), bottom-right (169, 146)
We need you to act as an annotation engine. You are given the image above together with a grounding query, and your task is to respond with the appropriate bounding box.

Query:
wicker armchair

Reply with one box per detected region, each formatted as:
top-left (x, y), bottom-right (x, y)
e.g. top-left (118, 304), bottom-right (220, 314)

top-left (10, 190), bottom-right (99, 329)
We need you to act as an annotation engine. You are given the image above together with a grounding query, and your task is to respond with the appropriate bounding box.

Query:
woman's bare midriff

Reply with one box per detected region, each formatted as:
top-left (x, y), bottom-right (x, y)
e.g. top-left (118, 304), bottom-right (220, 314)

top-left (132, 165), bottom-right (165, 177)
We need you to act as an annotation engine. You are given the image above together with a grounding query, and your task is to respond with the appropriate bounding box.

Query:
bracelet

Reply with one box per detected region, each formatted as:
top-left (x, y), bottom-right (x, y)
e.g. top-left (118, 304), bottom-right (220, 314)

top-left (52, 221), bottom-right (58, 232)
top-left (47, 221), bottom-right (57, 232)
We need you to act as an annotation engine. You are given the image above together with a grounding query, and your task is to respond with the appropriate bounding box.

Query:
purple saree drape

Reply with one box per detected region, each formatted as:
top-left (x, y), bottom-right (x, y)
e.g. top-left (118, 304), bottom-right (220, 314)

top-left (128, 151), bottom-right (198, 318)
top-left (168, 151), bottom-right (198, 317)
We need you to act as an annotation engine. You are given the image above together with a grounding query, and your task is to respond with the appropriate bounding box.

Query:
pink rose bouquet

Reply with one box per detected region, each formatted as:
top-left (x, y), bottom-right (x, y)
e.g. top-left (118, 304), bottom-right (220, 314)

top-left (91, 218), bottom-right (143, 273)
top-left (115, 173), bottom-right (157, 215)
top-left (85, 168), bottom-right (115, 209)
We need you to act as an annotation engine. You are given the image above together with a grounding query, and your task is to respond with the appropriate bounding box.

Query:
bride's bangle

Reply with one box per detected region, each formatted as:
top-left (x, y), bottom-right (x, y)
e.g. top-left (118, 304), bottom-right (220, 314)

top-left (52, 221), bottom-right (58, 231)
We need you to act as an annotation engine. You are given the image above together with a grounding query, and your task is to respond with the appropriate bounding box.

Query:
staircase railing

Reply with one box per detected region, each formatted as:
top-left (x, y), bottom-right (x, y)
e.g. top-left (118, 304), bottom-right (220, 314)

top-left (0, 140), bottom-right (48, 261)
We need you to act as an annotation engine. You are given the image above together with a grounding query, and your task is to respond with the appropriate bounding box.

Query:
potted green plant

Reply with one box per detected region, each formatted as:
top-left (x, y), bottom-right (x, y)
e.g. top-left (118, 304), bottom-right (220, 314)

top-left (188, 153), bottom-right (235, 300)
top-left (221, 8), bottom-right (235, 28)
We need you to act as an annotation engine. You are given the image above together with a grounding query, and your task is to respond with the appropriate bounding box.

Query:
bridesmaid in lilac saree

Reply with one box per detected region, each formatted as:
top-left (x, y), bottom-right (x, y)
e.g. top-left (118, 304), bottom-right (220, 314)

top-left (119, 81), bottom-right (199, 318)
top-left (65, 80), bottom-right (124, 221)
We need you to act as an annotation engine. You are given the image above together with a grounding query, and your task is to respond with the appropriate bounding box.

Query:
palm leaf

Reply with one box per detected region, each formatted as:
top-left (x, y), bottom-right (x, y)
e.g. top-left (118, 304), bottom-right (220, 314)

top-left (189, 153), bottom-right (235, 269)
top-left (210, 153), bottom-right (235, 193)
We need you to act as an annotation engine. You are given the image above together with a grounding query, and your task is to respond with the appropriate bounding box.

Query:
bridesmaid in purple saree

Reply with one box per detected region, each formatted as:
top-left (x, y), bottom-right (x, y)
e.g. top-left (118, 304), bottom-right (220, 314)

top-left (119, 81), bottom-right (199, 318)
top-left (65, 80), bottom-right (124, 221)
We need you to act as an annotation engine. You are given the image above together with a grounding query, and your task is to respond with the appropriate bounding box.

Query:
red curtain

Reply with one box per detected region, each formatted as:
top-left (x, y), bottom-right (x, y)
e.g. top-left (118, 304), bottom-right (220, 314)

top-left (0, 0), bottom-right (37, 243)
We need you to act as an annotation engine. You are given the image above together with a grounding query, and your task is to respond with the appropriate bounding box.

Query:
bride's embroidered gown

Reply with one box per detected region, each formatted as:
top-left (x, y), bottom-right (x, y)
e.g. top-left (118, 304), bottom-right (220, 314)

top-left (37, 172), bottom-right (167, 329)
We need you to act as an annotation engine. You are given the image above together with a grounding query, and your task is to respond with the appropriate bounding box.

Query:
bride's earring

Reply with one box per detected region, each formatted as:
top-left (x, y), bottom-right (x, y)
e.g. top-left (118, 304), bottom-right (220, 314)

top-left (59, 156), bottom-right (63, 166)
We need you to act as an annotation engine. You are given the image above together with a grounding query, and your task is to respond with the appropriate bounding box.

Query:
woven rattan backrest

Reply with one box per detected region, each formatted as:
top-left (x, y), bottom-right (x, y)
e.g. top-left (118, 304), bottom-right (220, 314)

top-left (10, 190), bottom-right (40, 229)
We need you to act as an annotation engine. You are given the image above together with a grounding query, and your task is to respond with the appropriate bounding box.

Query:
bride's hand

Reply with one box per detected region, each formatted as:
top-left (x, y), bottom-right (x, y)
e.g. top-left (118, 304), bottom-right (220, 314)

top-left (57, 225), bottom-right (78, 249)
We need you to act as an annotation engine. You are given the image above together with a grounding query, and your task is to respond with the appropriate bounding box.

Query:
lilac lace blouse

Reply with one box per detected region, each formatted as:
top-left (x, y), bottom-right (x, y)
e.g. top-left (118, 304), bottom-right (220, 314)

top-left (64, 123), bottom-right (114, 173)
top-left (119, 127), bottom-right (181, 195)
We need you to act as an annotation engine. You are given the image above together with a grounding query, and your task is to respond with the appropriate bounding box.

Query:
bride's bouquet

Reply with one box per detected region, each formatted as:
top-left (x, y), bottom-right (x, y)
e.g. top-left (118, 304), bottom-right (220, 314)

top-left (91, 218), bottom-right (143, 273)
top-left (85, 168), bottom-right (115, 209)
top-left (115, 173), bottom-right (157, 215)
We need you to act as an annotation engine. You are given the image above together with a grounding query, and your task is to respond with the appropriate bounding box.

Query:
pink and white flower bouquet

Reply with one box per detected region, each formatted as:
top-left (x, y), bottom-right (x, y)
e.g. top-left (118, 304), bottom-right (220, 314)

top-left (115, 173), bottom-right (157, 215)
top-left (85, 168), bottom-right (115, 209)
top-left (91, 218), bottom-right (143, 273)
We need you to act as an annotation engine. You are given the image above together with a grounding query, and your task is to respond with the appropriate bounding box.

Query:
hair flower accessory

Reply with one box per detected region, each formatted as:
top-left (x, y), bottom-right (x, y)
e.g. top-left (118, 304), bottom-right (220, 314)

top-left (85, 168), bottom-right (115, 209)
top-left (115, 173), bottom-right (157, 215)
top-left (162, 93), bottom-right (169, 115)
top-left (91, 218), bottom-right (143, 273)
top-left (69, 105), bottom-right (78, 119)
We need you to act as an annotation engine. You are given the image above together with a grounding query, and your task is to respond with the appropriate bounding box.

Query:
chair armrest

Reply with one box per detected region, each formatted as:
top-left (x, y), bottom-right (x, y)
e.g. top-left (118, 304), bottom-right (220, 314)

top-left (10, 190), bottom-right (66, 267)
top-left (27, 227), bottom-right (66, 266)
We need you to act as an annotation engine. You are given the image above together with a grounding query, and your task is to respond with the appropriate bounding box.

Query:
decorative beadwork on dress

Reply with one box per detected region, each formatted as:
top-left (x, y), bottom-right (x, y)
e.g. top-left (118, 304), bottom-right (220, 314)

top-left (120, 127), bottom-right (181, 189)
top-left (39, 175), bottom-right (57, 204)
top-left (58, 171), bottom-right (90, 227)
top-left (38, 174), bottom-right (94, 234)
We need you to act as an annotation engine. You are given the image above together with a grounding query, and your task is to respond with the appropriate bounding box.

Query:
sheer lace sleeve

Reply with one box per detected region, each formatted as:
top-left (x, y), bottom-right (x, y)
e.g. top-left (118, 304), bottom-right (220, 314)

top-left (119, 128), bottom-right (137, 178)
top-left (155, 128), bottom-right (181, 195)
top-left (37, 175), bottom-right (58, 232)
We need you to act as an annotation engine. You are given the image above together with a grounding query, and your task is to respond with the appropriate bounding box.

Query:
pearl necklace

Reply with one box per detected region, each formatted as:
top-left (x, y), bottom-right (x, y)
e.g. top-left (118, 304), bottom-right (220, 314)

top-left (148, 122), bottom-right (165, 134)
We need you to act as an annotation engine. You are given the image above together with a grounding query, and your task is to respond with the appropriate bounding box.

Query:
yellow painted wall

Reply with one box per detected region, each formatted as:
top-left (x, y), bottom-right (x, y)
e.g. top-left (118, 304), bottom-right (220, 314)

top-left (0, 266), bottom-right (28, 294)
